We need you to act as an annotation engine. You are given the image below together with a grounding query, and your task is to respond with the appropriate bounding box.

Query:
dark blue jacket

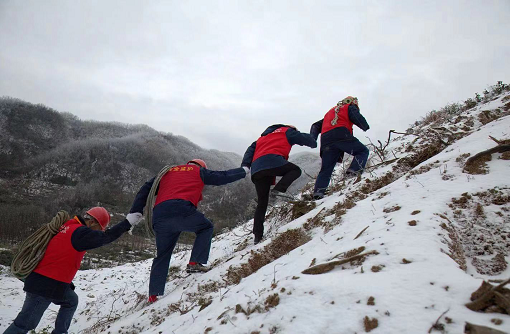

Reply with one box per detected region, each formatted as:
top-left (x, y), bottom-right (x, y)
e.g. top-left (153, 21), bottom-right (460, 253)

top-left (24, 216), bottom-right (132, 300)
top-left (310, 105), bottom-right (370, 151)
top-left (130, 166), bottom-right (246, 215)
top-left (241, 124), bottom-right (317, 175)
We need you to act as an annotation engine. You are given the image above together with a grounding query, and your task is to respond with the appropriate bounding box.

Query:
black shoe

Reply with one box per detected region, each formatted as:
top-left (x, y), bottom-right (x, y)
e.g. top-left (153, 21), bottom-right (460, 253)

top-left (186, 263), bottom-right (209, 273)
top-left (254, 236), bottom-right (263, 245)
top-left (312, 193), bottom-right (324, 200)
top-left (270, 189), bottom-right (296, 202)
top-left (345, 169), bottom-right (360, 179)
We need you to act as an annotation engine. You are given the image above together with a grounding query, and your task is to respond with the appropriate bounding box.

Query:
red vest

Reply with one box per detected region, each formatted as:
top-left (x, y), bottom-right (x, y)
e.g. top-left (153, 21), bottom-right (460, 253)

top-left (321, 104), bottom-right (354, 135)
top-left (33, 218), bottom-right (86, 283)
top-left (252, 127), bottom-right (292, 162)
top-left (154, 164), bottom-right (204, 207)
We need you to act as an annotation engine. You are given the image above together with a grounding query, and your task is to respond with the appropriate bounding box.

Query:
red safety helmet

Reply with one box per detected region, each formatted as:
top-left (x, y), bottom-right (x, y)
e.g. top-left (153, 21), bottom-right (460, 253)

top-left (187, 159), bottom-right (207, 169)
top-left (86, 207), bottom-right (111, 231)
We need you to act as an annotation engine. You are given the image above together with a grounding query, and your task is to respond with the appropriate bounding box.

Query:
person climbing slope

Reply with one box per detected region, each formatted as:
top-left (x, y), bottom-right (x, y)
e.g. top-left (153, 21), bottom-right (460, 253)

top-left (310, 96), bottom-right (370, 200)
top-left (5, 207), bottom-right (142, 334)
top-left (241, 124), bottom-right (317, 244)
top-left (129, 159), bottom-right (247, 303)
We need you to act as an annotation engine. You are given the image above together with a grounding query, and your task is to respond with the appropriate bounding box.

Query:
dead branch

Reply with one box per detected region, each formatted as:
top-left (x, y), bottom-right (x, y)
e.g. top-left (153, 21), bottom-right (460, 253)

top-left (494, 291), bottom-right (510, 314)
top-left (427, 308), bottom-right (450, 333)
top-left (366, 158), bottom-right (399, 170)
top-left (302, 250), bottom-right (378, 275)
top-left (354, 226), bottom-right (369, 240)
top-left (464, 144), bottom-right (510, 167)
top-left (465, 322), bottom-right (507, 334)
top-left (488, 135), bottom-right (501, 144)
top-left (390, 129), bottom-right (417, 136)
top-left (465, 278), bottom-right (510, 311)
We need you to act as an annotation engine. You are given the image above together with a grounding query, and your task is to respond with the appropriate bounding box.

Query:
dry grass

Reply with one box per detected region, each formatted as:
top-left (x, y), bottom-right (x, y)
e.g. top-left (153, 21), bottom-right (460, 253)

top-left (291, 200), bottom-right (316, 220)
top-left (463, 154), bottom-right (491, 174)
top-left (398, 142), bottom-right (445, 170)
top-left (411, 210), bottom-right (421, 215)
top-left (438, 217), bottom-right (467, 271)
top-left (383, 205), bottom-right (401, 213)
top-left (371, 265), bottom-right (383, 272)
top-left (363, 316), bottom-right (379, 332)
top-left (264, 293), bottom-right (280, 310)
top-left (408, 220), bottom-right (417, 226)
top-left (225, 228), bottom-right (311, 285)
top-left (478, 109), bottom-right (504, 125)
top-left (357, 172), bottom-right (396, 198)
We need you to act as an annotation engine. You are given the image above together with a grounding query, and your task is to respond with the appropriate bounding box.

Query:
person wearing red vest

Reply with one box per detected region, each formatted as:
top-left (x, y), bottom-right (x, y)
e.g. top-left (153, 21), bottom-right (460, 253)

top-left (5, 207), bottom-right (142, 334)
top-left (241, 124), bottom-right (317, 244)
top-left (310, 96), bottom-right (370, 200)
top-left (129, 159), bottom-right (247, 303)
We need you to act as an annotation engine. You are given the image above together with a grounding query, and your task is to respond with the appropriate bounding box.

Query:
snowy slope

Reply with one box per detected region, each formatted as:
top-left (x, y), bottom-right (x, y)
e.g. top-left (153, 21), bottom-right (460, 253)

top-left (1, 93), bottom-right (509, 334)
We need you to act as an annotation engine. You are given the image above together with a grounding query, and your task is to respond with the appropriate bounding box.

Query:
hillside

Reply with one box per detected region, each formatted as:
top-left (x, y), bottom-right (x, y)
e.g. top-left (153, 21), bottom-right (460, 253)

top-left (0, 97), bottom-right (256, 243)
top-left (1, 85), bottom-right (509, 334)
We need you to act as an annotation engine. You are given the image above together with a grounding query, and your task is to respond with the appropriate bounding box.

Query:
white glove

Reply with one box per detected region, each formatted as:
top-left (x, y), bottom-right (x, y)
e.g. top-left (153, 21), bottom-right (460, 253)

top-left (126, 213), bottom-right (143, 227)
top-left (242, 166), bottom-right (250, 175)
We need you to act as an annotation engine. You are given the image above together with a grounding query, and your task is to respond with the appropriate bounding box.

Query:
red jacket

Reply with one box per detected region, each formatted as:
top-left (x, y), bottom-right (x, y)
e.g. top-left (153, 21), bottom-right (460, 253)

top-left (252, 127), bottom-right (292, 162)
top-left (155, 164), bottom-right (205, 207)
top-left (32, 218), bottom-right (86, 283)
top-left (321, 104), bottom-right (354, 135)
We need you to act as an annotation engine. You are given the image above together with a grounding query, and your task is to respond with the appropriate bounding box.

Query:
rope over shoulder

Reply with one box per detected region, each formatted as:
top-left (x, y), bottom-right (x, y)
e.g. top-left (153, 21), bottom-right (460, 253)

top-left (10, 210), bottom-right (70, 279)
top-left (144, 165), bottom-right (173, 238)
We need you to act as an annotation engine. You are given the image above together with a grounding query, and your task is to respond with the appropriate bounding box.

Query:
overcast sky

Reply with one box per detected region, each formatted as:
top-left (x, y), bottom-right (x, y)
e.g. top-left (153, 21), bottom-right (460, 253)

top-left (1, 0), bottom-right (509, 155)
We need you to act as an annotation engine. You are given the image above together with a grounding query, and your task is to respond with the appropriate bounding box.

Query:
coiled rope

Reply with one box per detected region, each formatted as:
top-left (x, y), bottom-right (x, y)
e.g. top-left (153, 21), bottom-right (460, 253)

top-left (144, 165), bottom-right (173, 238)
top-left (10, 210), bottom-right (70, 279)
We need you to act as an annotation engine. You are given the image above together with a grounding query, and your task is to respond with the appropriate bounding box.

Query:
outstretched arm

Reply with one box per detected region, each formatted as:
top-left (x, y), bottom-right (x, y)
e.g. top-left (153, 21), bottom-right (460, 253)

top-left (129, 177), bottom-right (155, 214)
top-left (241, 141), bottom-right (257, 167)
top-left (71, 220), bottom-right (132, 252)
top-left (200, 167), bottom-right (247, 186)
top-left (310, 120), bottom-right (323, 141)
top-left (286, 128), bottom-right (318, 148)
top-left (348, 105), bottom-right (370, 131)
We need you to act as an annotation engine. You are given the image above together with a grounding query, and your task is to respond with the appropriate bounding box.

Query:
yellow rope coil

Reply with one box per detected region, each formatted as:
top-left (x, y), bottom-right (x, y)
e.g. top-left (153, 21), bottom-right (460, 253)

top-left (144, 165), bottom-right (173, 238)
top-left (10, 211), bottom-right (70, 279)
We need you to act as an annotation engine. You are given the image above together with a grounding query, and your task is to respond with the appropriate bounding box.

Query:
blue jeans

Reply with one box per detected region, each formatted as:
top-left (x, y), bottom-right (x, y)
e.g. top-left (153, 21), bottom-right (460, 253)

top-left (314, 138), bottom-right (369, 195)
top-left (4, 289), bottom-right (78, 334)
top-left (149, 208), bottom-right (214, 296)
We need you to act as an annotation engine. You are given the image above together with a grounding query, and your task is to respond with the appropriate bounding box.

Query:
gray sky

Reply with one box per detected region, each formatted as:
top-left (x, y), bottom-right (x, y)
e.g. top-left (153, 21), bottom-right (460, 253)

top-left (1, 0), bottom-right (509, 155)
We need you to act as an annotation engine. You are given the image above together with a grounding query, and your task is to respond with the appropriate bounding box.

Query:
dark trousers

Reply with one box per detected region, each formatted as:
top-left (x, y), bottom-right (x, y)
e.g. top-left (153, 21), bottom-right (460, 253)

top-left (149, 209), bottom-right (213, 296)
top-left (314, 138), bottom-right (369, 195)
top-left (251, 162), bottom-right (301, 238)
top-left (4, 289), bottom-right (78, 334)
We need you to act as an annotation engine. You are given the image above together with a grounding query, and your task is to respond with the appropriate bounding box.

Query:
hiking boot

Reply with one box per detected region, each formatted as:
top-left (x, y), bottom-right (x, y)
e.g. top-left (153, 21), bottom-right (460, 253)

top-left (148, 295), bottom-right (158, 303)
top-left (345, 169), bottom-right (361, 181)
top-left (270, 189), bottom-right (296, 202)
top-left (254, 235), bottom-right (263, 245)
top-left (186, 263), bottom-right (209, 273)
top-left (312, 192), bottom-right (324, 200)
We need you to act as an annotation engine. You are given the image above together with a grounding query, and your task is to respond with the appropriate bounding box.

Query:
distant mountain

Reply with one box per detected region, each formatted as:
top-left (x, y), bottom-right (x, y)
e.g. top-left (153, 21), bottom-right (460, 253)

top-left (0, 97), bottom-right (255, 240)
top-left (287, 151), bottom-right (321, 194)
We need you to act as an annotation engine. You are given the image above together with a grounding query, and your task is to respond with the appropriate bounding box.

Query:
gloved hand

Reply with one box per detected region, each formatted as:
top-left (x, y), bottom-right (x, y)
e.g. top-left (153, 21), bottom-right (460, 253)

top-left (242, 166), bottom-right (250, 175)
top-left (70, 282), bottom-right (75, 290)
top-left (126, 212), bottom-right (143, 227)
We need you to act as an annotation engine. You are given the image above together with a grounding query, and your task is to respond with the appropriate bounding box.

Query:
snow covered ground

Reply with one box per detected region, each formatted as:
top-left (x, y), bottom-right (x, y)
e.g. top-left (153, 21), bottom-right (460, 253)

top-left (1, 93), bottom-right (509, 333)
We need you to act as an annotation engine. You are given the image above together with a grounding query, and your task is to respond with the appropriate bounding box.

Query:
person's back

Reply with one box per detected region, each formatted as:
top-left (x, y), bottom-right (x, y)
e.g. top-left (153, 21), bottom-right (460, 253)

top-left (129, 159), bottom-right (247, 302)
top-left (155, 164), bottom-right (204, 207)
top-left (310, 97), bottom-right (370, 199)
top-left (5, 208), bottom-right (141, 334)
top-left (242, 124), bottom-right (317, 244)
